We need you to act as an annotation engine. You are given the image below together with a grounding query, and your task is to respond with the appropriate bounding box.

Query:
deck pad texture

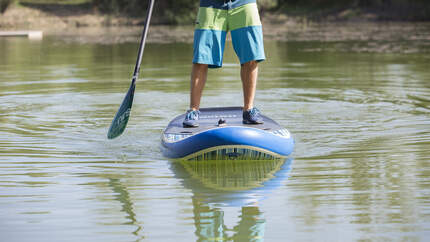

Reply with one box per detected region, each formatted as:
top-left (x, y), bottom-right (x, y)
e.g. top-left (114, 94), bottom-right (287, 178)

top-left (164, 107), bottom-right (282, 135)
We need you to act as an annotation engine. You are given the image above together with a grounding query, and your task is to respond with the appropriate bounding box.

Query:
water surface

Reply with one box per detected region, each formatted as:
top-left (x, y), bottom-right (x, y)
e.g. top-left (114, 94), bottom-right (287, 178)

top-left (1, 32), bottom-right (430, 241)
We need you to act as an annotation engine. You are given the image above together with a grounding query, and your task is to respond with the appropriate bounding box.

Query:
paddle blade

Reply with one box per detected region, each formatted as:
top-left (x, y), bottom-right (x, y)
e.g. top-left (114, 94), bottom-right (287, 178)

top-left (107, 80), bottom-right (136, 139)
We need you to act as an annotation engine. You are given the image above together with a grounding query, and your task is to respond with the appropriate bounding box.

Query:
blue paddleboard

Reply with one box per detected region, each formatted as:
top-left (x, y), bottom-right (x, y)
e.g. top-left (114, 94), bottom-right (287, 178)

top-left (161, 107), bottom-right (294, 160)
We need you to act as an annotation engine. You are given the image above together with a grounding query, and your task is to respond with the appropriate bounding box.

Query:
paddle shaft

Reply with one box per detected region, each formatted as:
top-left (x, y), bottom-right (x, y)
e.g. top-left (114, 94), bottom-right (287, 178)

top-left (133, 0), bottom-right (155, 83)
top-left (107, 0), bottom-right (155, 139)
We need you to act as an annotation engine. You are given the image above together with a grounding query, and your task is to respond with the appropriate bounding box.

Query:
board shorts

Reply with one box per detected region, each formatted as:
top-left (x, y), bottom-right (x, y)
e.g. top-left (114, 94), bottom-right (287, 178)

top-left (193, 0), bottom-right (266, 68)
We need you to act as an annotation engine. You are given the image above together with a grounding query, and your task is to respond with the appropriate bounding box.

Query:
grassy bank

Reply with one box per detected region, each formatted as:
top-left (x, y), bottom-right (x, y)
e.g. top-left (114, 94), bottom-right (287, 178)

top-left (277, 0), bottom-right (430, 21)
top-left (0, 0), bottom-right (199, 25)
top-left (1, 0), bottom-right (429, 33)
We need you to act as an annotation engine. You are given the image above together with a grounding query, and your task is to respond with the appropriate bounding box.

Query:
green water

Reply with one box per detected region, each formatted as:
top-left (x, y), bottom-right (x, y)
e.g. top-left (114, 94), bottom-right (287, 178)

top-left (1, 34), bottom-right (430, 241)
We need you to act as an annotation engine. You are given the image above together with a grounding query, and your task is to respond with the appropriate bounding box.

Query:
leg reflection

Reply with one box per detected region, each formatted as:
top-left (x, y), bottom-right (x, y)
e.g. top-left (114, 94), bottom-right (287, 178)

top-left (192, 198), bottom-right (265, 242)
top-left (193, 198), bottom-right (228, 241)
top-left (232, 206), bottom-right (265, 242)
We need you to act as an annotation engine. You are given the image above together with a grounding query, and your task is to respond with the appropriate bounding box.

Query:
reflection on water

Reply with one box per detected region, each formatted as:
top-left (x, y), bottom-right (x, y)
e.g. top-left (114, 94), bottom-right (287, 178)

top-left (108, 178), bottom-right (144, 240)
top-left (170, 159), bottom-right (292, 241)
top-left (1, 30), bottom-right (430, 241)
top-left (192, 201), bottom-right (265, 242)
top-left (171, 159), bottom-right (291, 206)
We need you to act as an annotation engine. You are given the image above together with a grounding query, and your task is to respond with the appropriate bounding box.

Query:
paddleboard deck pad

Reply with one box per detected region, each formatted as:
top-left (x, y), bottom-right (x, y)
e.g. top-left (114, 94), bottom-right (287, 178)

top-left (161, 107), bottom-right (294, 160)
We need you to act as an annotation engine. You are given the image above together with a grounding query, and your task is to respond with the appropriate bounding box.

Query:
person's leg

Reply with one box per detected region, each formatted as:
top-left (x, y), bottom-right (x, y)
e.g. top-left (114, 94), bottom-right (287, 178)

top-left (229, 2), bottom-right (265, 124)
top-left (184, 2), bottom-right (228, 127)
top-left (241, 60), bottom-right (263, 124)
top-left (190, 63), bottom-right (209, 111)
top-left (240, 60), bottom-right (258, 111)
top-left (183, 63), bottom-right (208, 127)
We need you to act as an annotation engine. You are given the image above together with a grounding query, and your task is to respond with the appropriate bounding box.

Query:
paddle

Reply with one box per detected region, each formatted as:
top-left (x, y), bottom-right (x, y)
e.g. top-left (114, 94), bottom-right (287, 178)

top-left (107, 0), bottom-right (155, 139)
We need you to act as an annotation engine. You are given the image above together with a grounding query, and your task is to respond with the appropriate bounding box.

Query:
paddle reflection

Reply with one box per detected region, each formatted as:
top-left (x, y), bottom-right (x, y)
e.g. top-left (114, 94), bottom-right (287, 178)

top-left (108, 178), bottom-right (144, 239)
top-left (170, 158), bottom-right (292, 241)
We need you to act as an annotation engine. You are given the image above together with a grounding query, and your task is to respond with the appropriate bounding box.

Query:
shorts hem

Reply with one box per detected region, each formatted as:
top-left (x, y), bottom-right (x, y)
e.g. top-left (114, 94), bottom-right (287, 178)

top-left (192, 59), bottom-right (223, 68)
top-left (240, 57), bottom-right (266, 65)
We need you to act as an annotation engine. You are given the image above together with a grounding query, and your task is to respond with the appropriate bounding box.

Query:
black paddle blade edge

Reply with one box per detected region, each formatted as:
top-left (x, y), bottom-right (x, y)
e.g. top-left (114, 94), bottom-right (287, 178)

top-left (107, 80), bottom-right (136, 139)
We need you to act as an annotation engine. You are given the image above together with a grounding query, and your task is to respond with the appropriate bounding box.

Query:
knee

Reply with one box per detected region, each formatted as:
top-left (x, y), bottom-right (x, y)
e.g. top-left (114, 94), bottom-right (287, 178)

top-left (193, 63), bottom-right (208, 70)
top-left (242, 60), bottom-right (258, 68)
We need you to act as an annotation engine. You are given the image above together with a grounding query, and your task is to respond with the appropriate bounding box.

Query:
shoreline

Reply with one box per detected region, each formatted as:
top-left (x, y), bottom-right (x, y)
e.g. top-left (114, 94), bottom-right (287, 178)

top-left (1, 4), bottom-right (430, 53)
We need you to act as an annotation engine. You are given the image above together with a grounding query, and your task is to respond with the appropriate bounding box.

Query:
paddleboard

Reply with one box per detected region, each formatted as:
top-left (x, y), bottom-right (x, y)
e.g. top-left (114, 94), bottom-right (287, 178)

top-left (161, 107), bottom-right (294, 160)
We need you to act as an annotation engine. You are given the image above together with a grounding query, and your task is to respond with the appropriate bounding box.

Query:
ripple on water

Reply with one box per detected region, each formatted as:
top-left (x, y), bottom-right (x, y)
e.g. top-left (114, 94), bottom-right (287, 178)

top-left (1, 37), bottom-right (430, 241)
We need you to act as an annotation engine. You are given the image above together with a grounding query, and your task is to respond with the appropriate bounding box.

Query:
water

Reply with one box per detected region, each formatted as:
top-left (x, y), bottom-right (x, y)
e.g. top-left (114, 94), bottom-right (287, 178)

top-left (1, 30), bottom-right (430, 241)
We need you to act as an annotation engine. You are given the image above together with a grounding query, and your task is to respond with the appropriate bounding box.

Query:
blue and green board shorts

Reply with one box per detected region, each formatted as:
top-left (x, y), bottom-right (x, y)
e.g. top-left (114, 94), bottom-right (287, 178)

top-left (193, 0), bottom-right (266, 68)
